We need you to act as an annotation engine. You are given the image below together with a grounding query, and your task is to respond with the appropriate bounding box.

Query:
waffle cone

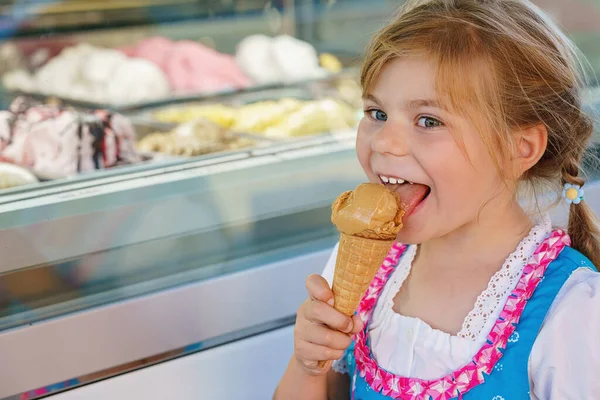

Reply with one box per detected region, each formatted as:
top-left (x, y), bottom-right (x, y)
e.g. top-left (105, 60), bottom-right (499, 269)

top-left (332, 233), bottom-right (394, 316)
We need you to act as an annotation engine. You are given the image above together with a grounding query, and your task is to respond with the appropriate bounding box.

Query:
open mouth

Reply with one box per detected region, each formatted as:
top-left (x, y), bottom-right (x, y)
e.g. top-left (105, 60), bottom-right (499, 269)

top-left (379, 174), bottom-right (431, 216)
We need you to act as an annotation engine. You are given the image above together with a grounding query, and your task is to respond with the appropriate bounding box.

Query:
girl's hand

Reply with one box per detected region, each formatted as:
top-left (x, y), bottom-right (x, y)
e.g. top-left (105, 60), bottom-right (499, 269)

top-left (293, 274), bottom-right (364, 376)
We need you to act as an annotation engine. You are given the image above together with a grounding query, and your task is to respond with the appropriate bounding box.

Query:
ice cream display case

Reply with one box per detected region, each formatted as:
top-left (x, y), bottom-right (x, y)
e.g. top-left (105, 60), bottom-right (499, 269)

top-left (0, 1), bottom-right (372, 398)
top-left (2, 0), bottom-right (600, 399)
top-left (0, 126), bottom-right (367, 399)
top-left (0, 8), bottom-right (363, 190)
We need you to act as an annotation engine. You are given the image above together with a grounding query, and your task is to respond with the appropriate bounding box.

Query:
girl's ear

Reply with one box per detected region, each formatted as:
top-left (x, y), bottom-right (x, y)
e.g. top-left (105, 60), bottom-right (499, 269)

top-left (515, 123), bottom-right (548, 176)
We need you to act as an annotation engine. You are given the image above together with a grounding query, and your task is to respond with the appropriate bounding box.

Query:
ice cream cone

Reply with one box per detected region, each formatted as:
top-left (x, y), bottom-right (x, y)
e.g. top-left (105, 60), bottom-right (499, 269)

top-left (317, 183), bottom-right (404, 368)
top-left (331, 233), bottom-right (394, 316)
top-left (316, 234), bottom-right (395, 368)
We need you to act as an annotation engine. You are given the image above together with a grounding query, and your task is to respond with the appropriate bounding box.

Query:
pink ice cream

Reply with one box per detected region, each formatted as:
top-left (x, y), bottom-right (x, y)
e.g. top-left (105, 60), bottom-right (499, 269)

top-left (121, 37), bottom-right (251, 94)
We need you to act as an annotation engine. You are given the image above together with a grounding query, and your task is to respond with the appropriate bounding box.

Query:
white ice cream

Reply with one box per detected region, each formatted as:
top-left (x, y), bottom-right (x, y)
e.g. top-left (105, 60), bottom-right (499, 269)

top-left (236, 35), bottom-right (327, 85)
top-left (3, 43), bottom-right (171, 105)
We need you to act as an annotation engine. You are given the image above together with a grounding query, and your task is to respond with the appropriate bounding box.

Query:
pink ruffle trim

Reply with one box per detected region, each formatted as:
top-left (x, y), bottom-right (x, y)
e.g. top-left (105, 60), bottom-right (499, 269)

top-left (353, 230), bottom-right (570, 399)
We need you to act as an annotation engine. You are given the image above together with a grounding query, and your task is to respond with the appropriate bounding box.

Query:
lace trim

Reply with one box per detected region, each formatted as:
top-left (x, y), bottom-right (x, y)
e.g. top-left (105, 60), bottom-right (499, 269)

top-left (457, 216), bottom-right (552, 339)
top-left (381, 246), bottom-right (416, 312)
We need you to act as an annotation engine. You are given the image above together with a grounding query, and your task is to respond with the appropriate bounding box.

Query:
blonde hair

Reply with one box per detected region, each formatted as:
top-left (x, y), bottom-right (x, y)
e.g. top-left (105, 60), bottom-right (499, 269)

top-left (361, 0), bottom-right (600, 266)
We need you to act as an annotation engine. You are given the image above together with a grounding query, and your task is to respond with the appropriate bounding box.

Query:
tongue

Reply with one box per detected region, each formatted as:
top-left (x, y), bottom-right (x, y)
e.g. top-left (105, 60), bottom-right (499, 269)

top-left (392, 183), bottom-right (430, 216)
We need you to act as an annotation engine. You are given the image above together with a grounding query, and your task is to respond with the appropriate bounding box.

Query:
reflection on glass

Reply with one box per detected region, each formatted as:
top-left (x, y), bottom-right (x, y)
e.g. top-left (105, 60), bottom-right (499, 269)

top-left (0, 203), bottom-right (336, 331)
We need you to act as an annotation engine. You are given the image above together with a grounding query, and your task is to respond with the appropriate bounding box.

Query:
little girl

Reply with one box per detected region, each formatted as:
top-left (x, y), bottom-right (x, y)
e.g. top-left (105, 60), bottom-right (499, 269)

top-left (275, 0), bottom-right (600, 399)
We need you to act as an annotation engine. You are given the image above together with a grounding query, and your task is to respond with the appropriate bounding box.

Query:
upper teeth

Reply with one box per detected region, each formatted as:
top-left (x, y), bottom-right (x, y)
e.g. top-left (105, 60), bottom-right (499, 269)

top-left (380, 175), bottom-right (405, 185)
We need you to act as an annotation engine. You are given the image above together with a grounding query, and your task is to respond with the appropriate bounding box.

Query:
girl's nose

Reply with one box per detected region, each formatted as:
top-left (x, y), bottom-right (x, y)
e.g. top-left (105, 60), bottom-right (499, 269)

top-left (371, 121), bottom-right (410, 156)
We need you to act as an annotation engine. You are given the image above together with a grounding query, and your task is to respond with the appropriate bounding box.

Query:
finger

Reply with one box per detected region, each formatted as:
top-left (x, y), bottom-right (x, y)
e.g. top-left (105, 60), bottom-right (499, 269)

top-left (306, 274), bottom-right (334, 306)
top-left (306, 300), bottom-right (354, 333)
top-left (302, 324), bottom-right (352, 350)
top-left (296, 341), bottom-right (345, 363)
top-left (350, 314), bottom-right (364, 334)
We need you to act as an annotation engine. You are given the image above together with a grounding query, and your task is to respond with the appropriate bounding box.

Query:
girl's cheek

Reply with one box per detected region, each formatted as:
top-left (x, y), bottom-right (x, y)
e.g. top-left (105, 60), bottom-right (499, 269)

top-left (356, 130), bottom-right (372, 175)
top-left (356, 119), bottom-right (372, 148)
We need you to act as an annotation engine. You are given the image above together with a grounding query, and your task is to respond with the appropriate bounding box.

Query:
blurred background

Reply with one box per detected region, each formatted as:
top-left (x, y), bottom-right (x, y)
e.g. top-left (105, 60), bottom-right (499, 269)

top-left (0, 1), bottom-right (599, 399)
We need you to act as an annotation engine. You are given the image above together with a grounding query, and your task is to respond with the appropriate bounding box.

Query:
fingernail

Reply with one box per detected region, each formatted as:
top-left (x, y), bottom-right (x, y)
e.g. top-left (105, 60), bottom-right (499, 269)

top-left (345, 319), bottom-right (353, 333)
top-left (327, 298), bottom-right (334, 306)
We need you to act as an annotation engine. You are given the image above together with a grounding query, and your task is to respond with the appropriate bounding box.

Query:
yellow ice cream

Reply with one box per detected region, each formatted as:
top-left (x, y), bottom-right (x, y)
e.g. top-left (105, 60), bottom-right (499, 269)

top-left (319, 53), bottom-right (343, 73)
top-left (151, 98), bottom-right (358, 137)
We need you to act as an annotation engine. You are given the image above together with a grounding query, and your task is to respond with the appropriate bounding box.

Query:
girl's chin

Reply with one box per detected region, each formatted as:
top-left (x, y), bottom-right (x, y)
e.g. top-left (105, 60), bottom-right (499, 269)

top-left (394, 226), bottom-right (428, 245)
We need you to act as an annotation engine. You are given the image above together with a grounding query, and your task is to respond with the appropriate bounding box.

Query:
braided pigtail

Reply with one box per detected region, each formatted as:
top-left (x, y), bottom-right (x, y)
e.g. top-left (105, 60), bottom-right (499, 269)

top-left (562, 116), bottom-right (600, 268)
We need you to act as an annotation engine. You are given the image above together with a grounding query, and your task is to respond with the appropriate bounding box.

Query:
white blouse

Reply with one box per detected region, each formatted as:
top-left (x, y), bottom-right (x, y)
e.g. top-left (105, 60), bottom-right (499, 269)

top-left (322, 215), bottom-right (600, 399)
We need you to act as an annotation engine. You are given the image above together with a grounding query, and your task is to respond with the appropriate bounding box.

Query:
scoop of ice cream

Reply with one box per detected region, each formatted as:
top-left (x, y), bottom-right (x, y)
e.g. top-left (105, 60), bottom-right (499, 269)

top-left (107, 58), bottom-right (171, 104)
top-left (235, 34), bottom-right (327, 85)
top-left (263, 98), bottom-right (357, 137)
top-left (235, 34), bottom-right (280, 85)
top-left (0, 97), bottom-right (140, 178)
top-left (165, 41), bottom-right (250, 93)
top-left (130, 36), bottom-right (174, 70)
top-left (82, 48), bottom-right (128, 83)
top-left (319, 53), bottom-right (342, 73)
top-left (121, 37), bottom-right (250, 94)
top-left (3, 43), bottom-right (171, 105)
top-left (270, 35), bottom-right (327, 83)
top-left (331, 183), bottom-right (404, 240)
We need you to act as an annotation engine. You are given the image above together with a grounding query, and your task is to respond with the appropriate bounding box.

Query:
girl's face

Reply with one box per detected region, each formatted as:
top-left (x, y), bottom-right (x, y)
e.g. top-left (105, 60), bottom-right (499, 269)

top-left (357, 56), bottom-right (510, 244)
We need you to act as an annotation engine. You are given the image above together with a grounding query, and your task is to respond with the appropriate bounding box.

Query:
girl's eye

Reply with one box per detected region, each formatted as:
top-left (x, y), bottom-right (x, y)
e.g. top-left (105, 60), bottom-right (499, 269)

top-left (417, 116), bottom-right (443, 129)
top-left (367, 109), bottom-right (388, 121)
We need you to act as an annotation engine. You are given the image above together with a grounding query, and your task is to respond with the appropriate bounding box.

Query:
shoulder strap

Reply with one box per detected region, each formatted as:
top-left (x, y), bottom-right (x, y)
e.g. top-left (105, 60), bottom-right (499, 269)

top-left (487, 247), bottom-right (592, 393)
